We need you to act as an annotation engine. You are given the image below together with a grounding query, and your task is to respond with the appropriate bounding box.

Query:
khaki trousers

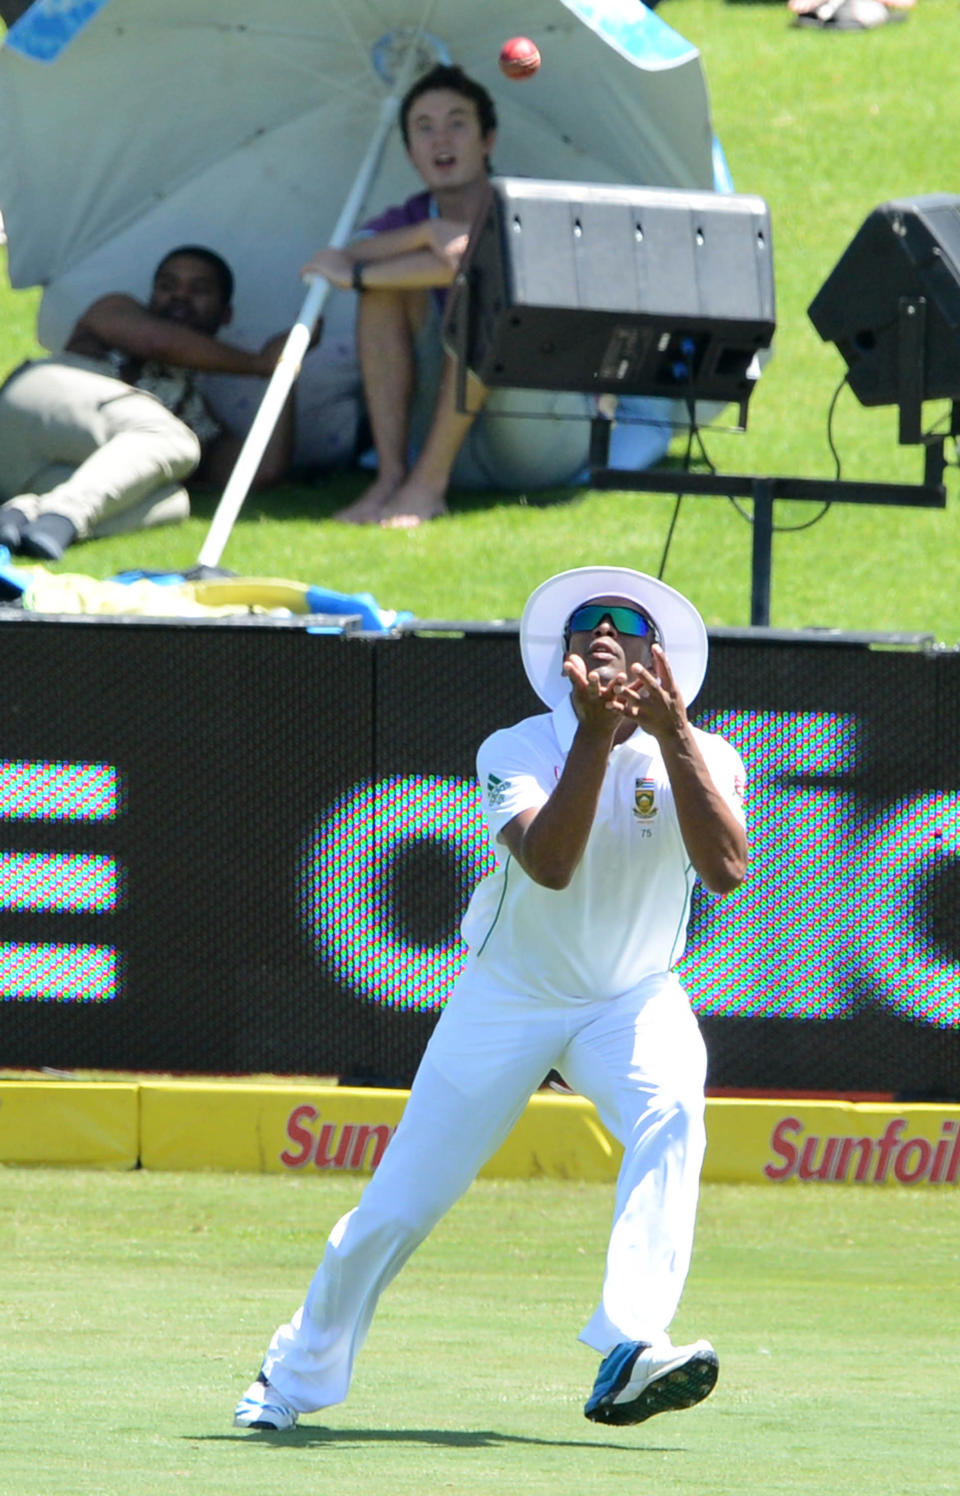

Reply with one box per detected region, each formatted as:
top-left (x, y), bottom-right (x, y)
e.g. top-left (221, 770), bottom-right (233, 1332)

top-left (0, 354), bottom-right (201, 538)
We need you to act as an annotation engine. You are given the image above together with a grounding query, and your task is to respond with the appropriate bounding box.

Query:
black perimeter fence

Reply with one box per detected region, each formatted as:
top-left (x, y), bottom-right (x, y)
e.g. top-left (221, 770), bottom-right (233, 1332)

top-left (1, 613), bottom-right (958, 1099)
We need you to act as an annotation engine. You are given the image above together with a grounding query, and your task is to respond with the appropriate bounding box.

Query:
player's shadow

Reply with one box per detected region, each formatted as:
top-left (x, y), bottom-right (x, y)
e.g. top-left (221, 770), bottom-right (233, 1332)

top-left (196, 1425), bottom-right (681, 1453)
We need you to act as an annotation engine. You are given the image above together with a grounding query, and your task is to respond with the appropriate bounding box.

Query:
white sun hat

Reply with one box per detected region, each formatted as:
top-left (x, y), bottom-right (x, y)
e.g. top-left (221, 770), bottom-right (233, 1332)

top-left (519, 565), bottom-right (709, 710)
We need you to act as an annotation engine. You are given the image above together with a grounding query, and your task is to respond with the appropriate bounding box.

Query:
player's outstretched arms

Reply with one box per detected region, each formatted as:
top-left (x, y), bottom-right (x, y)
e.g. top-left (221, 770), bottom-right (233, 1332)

top-left (616, 648), bottom-right (747, 894)
top-left (500, 659), bottom-right (625, 890)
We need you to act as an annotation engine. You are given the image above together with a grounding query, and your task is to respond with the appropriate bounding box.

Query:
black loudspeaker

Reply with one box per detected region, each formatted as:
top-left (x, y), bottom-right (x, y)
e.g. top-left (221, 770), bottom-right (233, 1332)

top-left (808, 195), bottom-right (960, 407)
top-left (444, 177), bottom-right (776, 415)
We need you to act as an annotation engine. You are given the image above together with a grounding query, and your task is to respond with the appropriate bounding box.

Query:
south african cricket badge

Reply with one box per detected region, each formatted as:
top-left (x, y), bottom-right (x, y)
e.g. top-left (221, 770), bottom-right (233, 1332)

top-left (633, 777), bottom-right (658, 820)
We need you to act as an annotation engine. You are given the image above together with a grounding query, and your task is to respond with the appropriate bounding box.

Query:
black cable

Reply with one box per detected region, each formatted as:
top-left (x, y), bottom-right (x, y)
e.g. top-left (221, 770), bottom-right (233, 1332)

top-left (657, 488), bottom-right (685, 580)
top-left (719, 374), bottom-right (846, 534)
top-left (659, 354), bottom-right (853, 567)
top-left (686, 419), bottom-right (753, 525)
top-left (691, 411), bottom-right (717, 475)
top-left (772, 498), bottom-right (833, 533)
top-left (826, 369), bottom-right (848, 480)
top-left (763, 372), bottom-right (848, 534)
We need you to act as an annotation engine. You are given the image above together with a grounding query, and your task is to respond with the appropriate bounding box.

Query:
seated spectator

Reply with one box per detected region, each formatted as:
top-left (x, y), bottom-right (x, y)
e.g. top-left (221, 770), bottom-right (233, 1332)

top-left (303, 64), bottom-right (672, 529)
top-left (788, 0), bottom-right (914, 26)
top-left (0, 245), bottom-right (295, 560)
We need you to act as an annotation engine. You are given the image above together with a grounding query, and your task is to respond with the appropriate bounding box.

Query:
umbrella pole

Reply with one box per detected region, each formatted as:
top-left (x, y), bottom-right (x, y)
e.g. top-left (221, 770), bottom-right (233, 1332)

top-left (197, 60), bottom-right (421, 570)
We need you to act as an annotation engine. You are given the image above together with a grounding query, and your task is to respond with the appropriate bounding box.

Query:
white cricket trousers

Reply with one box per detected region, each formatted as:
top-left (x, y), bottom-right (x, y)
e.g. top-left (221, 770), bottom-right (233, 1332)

top-left (262, 964), bottom-right (708, 1414)
top-left (0, 354), bottom-right (200, 539)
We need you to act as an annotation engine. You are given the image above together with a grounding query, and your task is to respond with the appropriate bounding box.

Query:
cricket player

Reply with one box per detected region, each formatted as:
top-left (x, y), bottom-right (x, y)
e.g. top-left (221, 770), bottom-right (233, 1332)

top-left (235, 564), bottom-right (748, 1431)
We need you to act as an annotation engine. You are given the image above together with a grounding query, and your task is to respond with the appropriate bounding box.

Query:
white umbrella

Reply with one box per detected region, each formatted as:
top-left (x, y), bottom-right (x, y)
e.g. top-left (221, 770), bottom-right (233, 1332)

top-left (0, 0), bottom-right (723, 561)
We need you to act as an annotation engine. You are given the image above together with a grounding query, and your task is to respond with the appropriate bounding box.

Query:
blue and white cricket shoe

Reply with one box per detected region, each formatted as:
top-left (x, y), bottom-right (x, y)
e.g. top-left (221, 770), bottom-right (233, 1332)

top-left (234, 1371), bottom-right (299, 1431)
top-left (584, 1338), bottom-right (718, 1426)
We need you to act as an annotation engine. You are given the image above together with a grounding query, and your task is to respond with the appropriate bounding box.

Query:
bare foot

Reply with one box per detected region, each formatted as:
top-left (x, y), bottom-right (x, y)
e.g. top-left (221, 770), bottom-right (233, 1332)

top-left (378, 477), bottom-right (449, 530)
top-left (334, 471), bottom-right (404, 525)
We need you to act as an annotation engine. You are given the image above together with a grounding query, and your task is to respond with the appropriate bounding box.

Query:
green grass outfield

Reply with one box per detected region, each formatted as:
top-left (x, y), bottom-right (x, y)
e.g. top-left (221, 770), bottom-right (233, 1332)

top-left (2, 0), bottom-right (960, 635)
top-left (2, 19), bottom-right (957, 1493)
top-left (2, 1168), bottom-right (958, 1496)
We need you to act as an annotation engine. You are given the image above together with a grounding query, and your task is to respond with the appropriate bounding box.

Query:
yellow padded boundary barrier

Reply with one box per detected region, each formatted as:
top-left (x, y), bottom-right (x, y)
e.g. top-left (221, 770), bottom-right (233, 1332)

top-left (138, 1081), bottom-right (622, 1181)
top-left (3, 1080), bottom-right (959, 1186)
top-left (0, 1080), bottom-right (139, 1168)
top-left (706, 1096), bottom-right (960, 1187)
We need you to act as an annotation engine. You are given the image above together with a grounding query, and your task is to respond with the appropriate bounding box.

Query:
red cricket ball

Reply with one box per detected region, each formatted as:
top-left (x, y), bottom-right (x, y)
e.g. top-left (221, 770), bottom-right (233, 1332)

top-left (499, 36), bottom-right (541, 80)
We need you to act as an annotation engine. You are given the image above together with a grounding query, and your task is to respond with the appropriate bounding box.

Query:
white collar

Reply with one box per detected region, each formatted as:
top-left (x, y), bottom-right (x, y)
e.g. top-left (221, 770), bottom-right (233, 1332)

top-left (551, 693), bottom-right (579, 750)
top-left (550, 692), bottom-right (654, 758)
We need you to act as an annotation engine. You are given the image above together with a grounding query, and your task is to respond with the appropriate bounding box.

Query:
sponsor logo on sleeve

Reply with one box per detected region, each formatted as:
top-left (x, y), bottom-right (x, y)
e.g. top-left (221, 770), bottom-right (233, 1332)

top-left (486, 772), bottom-right (510, 810)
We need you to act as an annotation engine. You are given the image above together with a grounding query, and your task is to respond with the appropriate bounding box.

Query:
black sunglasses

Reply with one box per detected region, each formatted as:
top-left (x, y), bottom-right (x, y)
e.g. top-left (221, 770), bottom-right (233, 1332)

top-left (565, 603), bottom-right (657, 640)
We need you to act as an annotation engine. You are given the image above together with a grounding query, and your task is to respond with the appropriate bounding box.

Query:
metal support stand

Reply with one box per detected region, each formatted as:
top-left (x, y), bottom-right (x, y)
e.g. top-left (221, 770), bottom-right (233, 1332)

top-left (897, 295), bottom-right (927, 446)
top-left (590, 419), bottom-right (950, 626)
top-left (750, 478), bottom-right (773, 628)
top-left (447, 245), bottom-right (955, 626)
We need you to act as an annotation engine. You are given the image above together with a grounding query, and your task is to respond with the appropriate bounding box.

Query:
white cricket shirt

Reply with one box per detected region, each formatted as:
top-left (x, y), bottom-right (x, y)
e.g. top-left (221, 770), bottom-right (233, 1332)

top-left (462, 694), bottom-right (746, 1002)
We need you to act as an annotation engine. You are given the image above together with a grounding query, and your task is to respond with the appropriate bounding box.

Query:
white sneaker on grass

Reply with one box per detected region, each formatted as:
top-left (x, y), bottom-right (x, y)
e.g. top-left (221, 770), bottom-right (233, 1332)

top-left (234, 1371), bottom-right (299, 1430)
top-left (584, 1337), bottom-right (718, 1426)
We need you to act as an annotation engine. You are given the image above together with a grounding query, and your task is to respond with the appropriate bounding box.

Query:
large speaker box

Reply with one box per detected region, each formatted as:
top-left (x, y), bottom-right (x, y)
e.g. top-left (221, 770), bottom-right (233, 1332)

top-left (444, 177), bottom-right (776, 410)
top-left (808, 194), bottom-right (960, 407)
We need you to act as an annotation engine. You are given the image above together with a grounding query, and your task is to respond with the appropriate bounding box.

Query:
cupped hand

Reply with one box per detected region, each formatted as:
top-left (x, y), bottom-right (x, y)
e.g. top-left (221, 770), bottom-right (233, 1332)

top-left (613, 645), bottom-right (687, 738)
top-left (563, 653), bottom-right (630, 736)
